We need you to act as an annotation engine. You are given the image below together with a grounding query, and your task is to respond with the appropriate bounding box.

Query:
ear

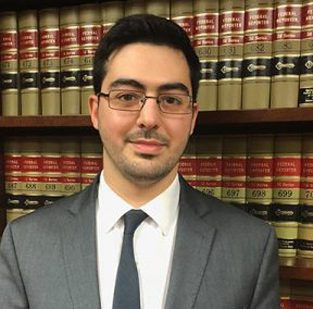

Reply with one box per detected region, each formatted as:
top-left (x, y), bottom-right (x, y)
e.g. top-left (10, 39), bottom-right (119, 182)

top-left (189, 102), bottom-right (199, 135)
top-left (88, 94), bottom-right (100, 130)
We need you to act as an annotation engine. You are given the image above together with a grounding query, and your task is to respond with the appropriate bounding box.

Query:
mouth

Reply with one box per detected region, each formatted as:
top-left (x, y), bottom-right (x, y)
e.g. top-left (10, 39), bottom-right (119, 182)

top-left (129, 139), bottom-right (167, 155)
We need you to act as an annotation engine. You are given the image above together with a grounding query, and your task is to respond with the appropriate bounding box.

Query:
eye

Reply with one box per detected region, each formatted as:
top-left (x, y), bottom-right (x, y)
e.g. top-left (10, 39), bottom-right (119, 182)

top-left (160, 95), bottom-right (183, 105)
top-left (113, 91), bottom-right (142, 102)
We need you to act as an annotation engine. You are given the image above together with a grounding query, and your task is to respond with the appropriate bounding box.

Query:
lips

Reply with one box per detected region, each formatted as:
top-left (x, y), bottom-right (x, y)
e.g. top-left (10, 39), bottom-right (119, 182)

top-left (129, 139), bottom-right (167, 154)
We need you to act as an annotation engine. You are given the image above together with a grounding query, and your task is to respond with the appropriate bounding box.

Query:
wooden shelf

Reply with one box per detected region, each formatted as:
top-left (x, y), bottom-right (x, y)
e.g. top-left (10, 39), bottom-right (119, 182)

top-left (1, 108), bottom-right (313, 133)
top-left (280, 257), bottom-right (313, 281)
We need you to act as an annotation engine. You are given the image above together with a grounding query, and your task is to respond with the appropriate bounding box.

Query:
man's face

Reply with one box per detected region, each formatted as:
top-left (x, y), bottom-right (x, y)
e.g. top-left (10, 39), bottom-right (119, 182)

top-left (89, 43), bottom-right (198, 185)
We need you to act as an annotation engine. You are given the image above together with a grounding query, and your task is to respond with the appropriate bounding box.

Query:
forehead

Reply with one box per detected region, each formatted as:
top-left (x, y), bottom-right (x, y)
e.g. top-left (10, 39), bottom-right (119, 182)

top-left (103, 43), bottom-right (191, 90)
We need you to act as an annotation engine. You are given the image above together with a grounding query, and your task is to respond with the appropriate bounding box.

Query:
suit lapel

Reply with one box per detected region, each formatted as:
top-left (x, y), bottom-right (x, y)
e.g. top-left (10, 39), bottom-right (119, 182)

top-left (61, 176), bottom-right (101, 309)
top-left (165, 177), bottom-right (216, 309)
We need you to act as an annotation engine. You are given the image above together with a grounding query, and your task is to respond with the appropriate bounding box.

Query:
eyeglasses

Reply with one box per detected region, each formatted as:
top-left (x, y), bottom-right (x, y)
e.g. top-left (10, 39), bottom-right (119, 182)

top-left (97, 89), bottom-right (194, 114)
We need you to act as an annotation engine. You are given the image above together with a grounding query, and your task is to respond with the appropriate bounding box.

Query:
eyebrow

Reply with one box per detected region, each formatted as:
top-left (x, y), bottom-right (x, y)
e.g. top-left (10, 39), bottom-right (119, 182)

top-left (109, 78), bottom-right (190, 95)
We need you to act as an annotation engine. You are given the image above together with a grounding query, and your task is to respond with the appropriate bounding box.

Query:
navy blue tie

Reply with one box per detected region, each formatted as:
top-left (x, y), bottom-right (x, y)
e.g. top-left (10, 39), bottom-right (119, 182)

top-left (113, 210), bottom-right (148, 309)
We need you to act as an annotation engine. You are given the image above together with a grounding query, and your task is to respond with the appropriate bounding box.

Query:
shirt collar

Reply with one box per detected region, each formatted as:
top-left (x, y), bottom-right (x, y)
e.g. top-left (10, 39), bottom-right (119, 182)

top-left (97, 171), bottom-right (180, 236)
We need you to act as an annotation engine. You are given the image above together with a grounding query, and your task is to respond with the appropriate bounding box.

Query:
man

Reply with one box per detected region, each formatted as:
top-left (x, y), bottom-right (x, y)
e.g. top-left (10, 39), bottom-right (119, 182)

top-left (0, 14), bottom-right (279, 309)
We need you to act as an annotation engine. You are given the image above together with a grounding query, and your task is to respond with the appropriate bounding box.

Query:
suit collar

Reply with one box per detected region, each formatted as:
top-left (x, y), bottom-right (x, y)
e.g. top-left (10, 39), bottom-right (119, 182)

top-left (62, 175), bottom-right (101, 308)
top-left (165, 176), bottom-right (217, 309)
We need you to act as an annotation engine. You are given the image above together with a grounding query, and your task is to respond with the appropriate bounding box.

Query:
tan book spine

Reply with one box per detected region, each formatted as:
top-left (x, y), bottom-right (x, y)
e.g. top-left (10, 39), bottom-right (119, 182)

top-left (4, 138), bottom-right (23, 208)
top-left (178, 137), bottom-right (197, 187)
top-left (272, 134), bottom-right (302, 257)
top-left (124, 0), bottom-right (145, 16)
top-left (39, 8), bottom-right (61, 115)
top-left (60, 6), bottom-right (80, 115)
top-left (242, 0), bottom-right (273, 109)
top-left (271, 0), bottom-right (302, 108)
top-left (193, 0), bottom-right (219, 111)
top-left (20, 138), bottom-right (43, 209)
top-left (80, 136), bottom-right (103, 190)
top-left (145, 0), bottom-right (170, 19)
top-left (101, 1), bottom-right (125, 36)
top-left (18, 10), bottom-right (40, 115)
top-left (299, 1), bottom-right (313, 107)
top-left (246, 134), bottom-right (274, 221)
top-left (61, 137), bottom-right (81, 196)
top-left (0, 11), bottom-right (19, 116)
top-left (79, 3), bottom-right (101, 115)
top-left (217, 0), bottom-right (245, 110)
top-left (221, 135), bottom-right (247, 209)
top-left (195, 135), bottom-right (223, 199)
top-left (41, 139), bottom-right (63, 206)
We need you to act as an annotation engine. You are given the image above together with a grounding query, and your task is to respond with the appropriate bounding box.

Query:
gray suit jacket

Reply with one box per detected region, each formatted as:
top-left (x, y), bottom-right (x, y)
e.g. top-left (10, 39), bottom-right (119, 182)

top-left (0, 175), bottom-right (280, 309)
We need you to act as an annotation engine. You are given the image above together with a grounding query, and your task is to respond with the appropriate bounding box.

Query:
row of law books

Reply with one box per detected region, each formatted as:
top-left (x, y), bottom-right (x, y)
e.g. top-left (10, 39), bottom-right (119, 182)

top-left (4, 135), bottom-right (102, 212)
top-left (1, 0), bottom-right (312, 116)
top-left (178, 134), bottom-right (313, 258)
top-left (280, 280), bottom-right (313, 309)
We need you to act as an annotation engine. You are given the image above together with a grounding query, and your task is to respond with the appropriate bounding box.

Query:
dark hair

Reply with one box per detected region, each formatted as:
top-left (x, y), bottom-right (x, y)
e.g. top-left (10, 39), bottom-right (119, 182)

top-left (93, 14), bottom-right (201, 100)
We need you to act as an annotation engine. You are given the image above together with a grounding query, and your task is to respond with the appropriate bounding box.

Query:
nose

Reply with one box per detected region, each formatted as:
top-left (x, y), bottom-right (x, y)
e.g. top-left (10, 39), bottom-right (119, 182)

top-left (136, 97), bottom-right (162, 129)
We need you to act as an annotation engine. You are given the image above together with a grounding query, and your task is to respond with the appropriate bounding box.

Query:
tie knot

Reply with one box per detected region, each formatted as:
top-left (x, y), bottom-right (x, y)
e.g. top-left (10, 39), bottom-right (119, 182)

top-left (123, 210), bottom-right (148, 235)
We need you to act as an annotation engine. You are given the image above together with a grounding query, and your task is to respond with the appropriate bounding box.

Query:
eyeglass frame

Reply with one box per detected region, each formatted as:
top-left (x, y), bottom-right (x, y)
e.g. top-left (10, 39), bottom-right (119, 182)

top-left (96, 89), bottom-right (196, 115)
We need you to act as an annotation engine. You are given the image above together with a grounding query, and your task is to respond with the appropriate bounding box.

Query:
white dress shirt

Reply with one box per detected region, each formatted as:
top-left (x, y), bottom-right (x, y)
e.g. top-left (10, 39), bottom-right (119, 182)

top-left (96, 171), bottom-right (180, 309)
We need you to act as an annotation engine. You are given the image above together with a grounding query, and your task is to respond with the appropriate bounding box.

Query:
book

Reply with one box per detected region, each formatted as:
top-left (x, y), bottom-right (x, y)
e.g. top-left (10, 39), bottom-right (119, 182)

top-left (242, 0), bottom-right (274, 109)
top-left (195, 135), bottom-right (223, 199)
top-left (39, 7), bottom-right (61, 115)
top-left (145, 0), bottom-right (170, 19)
top-left (217, 0), bottom-right (245, 110)
top-left (271, 0), bottom-right (302, 108)
top-left (124, 0), bottom-right (145, 16)
top-left (299, 1), bottom-right (313, 107)
top-left (61, 137), bottom-right (81, 196)
top-left (18, 10), bottom-right (40, 115)
top-left (60, 6), bottom-right (81, 115)
top-left (101, 1), bottom-right (125, 35)
top-left (80, 136), bottom-right (103, 190)
top-left (246, 134), bottom-right (274, 221)
top-left (272, 134), bottom-right (302, 257)
top-left (79, 3), bottom-right (101, 115)
top-left (171, 0), bottom-right (194, 40)
top-left (193, 0), bottom-right (219, 111)
top-left (221, 135), bottom-right (247, 210)
top-left (0, 11), bottom-right (19, 116)
top-left (41, 139), bottom-right (63, 207)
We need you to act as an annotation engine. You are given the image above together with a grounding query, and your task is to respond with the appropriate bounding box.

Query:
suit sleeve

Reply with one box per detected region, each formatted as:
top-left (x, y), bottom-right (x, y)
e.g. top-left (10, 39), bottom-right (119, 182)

top-left (248, 227), bottom-right (280, 309)
top-left (0, 223), bottom-right (29, 308)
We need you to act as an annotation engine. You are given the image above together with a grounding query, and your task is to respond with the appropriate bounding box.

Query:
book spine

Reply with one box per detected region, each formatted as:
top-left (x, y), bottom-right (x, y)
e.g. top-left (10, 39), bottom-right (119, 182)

top-left (145, 0), bottom-right (170, 19)
top-left (4, 138), bottom-right (23, 208)
top-left (61, 137), bottom-right (81, 196)
top-left (80, 136), bottom-right (103, 190)
top-left (39, 8), bottom-right (61, 115)
top-left (221, 135), bottom-right (247, 210)
top-left (0, 11), bottom-right (19, 116)
top-left (101, 1), bottom-right (125, 36)
top-left (299, 1), bottom-right (313, 107)
top-left (193, 0), bottom-right (219, 111)
top-left (272, 134), bottom-right (302, 257)
top-left (20, 138), bottom-right (43, 209)
top-left (124, 0), bottom-right (145, 16)
top-left (41, 139), bottom-right (63, 206)
top-left (195, 135), bottom-right (223, 199)
top-left (271, 1), bottom-right (302, 108)
top-left (60, 6), bottom-right (81, 115)
top-left (246, 134), bottom-right (274, 222)
top-left (242, 0), bottom-right (273, 109)
top-left (178, 137), bottom-right (197, 187)
top-left (18, 10), bottom-right (40, 115)
top-left (79, 3), bottom-right (101, 115)
top-left (217, 0), bottom-right (245, 110)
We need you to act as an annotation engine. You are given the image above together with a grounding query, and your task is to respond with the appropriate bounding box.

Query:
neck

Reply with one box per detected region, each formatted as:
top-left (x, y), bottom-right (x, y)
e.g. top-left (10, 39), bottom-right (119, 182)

top-left (102, 164), bottom-right (177, 208)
